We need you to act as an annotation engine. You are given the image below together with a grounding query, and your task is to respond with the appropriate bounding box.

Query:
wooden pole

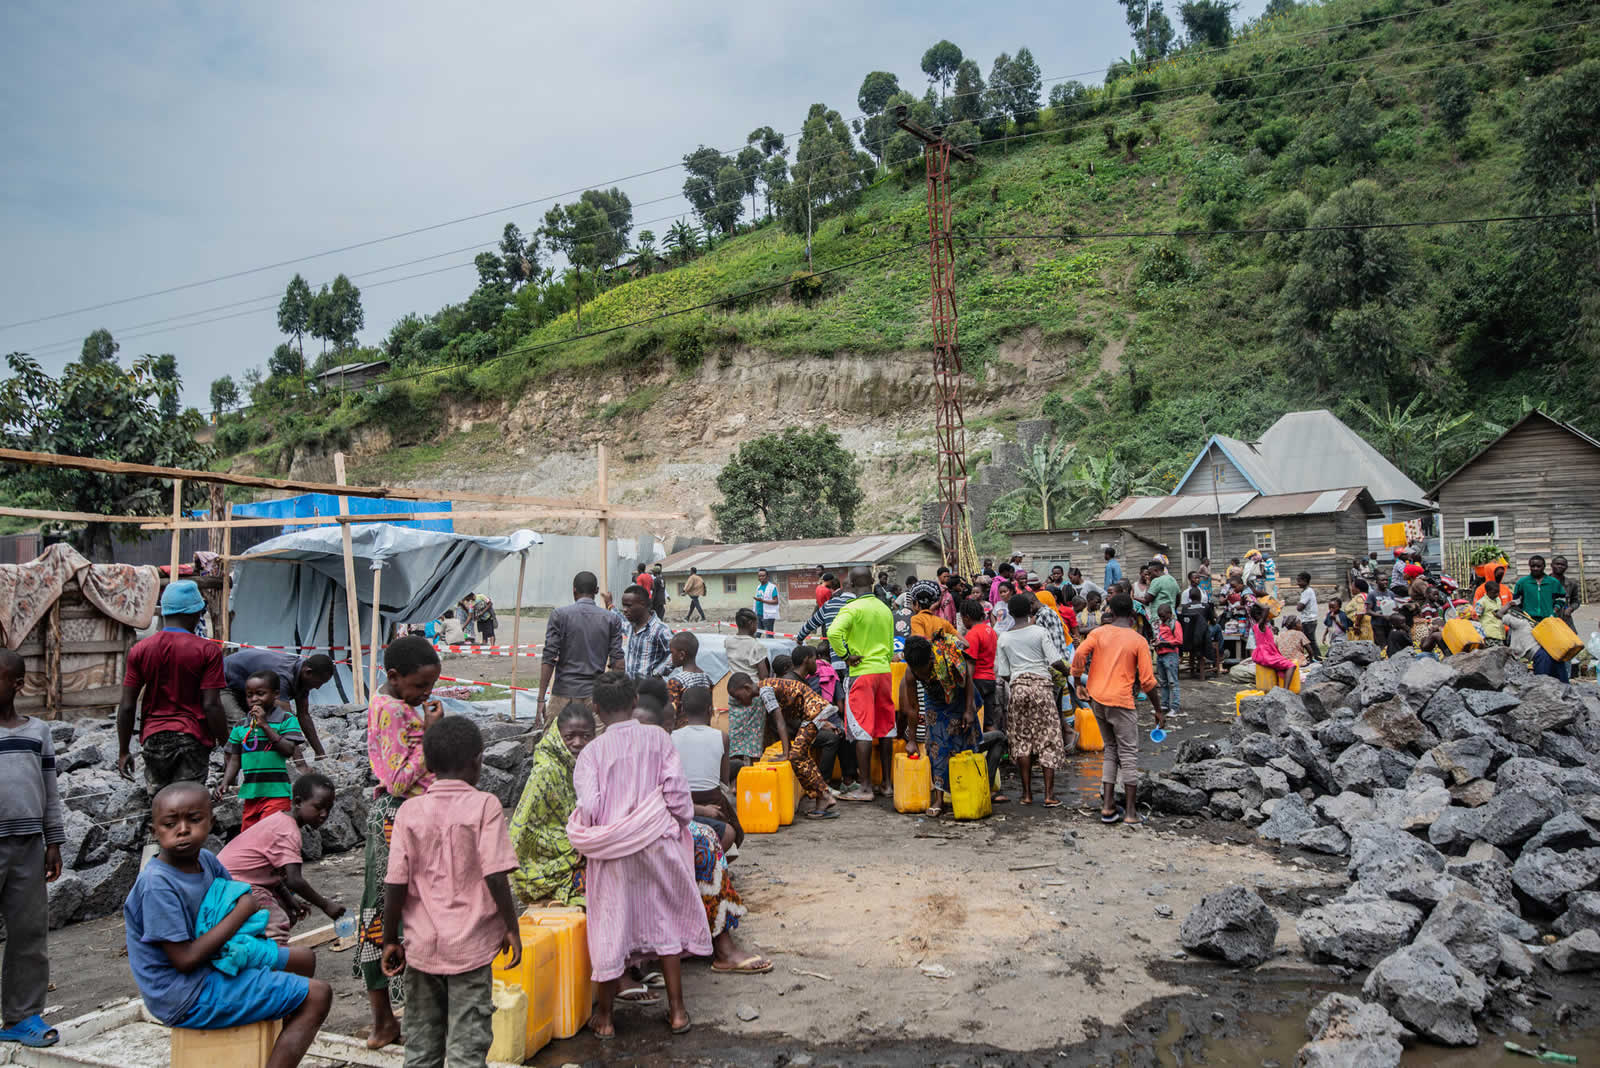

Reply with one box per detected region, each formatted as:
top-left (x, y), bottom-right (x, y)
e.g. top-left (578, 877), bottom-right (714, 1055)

top-left (1580, 538), bottom-right (1588, 610)
top-left (333, 453), bottom-right (365, 703)
top-left (0, 445), bottom-right (684, 516)
top-left (596, 444), bottom-right (610, 598)
top-left (221, 503), bottom-right (233, 646)
top-left (168, 480), bottom-right (183, 579)
top-left (508, 552), bottom-right (527, 720)
top-left (368, 565), bottom-right (384, 699)
top-left (138, 505), bottom-right (679, 530)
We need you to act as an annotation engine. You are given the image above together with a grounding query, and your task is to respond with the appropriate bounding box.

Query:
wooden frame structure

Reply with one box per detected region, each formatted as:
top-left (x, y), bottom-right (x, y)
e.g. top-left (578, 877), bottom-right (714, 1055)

top-left (0, 444), bottom-right (680, 704)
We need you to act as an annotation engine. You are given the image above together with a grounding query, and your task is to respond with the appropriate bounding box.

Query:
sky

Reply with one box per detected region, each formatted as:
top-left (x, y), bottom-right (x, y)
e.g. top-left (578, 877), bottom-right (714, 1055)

top-left (1, 0), bottom-right (1265, 410)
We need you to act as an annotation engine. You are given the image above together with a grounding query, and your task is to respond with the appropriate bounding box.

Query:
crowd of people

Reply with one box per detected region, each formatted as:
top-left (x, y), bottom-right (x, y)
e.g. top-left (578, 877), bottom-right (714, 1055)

top-left (0, 539), bottom-right (1586, 1065)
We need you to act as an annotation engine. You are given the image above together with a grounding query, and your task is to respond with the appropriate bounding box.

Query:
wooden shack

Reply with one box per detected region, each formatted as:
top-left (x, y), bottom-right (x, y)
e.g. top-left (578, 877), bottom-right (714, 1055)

top-left (1429, 411), bottom-right (1600, 597)
top-left (1, 544), bottom-right (158, 719)
top-left (1092, 487), bottom-right (1381, 592)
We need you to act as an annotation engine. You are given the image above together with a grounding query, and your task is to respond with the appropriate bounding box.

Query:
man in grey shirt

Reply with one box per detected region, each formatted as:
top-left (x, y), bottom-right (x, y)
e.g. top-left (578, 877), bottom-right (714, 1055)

top-left (538, 570), bottom-right (624, 729)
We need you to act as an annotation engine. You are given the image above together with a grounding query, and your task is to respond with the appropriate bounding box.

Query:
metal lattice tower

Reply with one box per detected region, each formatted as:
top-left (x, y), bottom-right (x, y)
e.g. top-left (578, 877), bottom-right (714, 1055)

top-left (896, 107), bottom-right (975, 565)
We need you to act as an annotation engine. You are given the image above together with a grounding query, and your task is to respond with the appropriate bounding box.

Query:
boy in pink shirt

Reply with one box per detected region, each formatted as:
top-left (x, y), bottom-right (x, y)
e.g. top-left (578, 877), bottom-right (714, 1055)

top-left (216, 772), bottom-right (346, 943)
top-left (381, 717), bottom-right (520, 1065)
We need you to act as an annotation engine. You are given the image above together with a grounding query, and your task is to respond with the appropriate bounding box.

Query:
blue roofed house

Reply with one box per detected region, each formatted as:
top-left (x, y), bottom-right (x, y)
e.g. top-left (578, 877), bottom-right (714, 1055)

top-left (1088, 410), bottom-right (1432, 590)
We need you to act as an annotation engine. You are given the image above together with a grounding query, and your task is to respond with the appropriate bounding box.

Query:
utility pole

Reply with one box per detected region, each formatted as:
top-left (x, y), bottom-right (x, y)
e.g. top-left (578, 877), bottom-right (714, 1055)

top-left (894, 105), bottom-right (976, 569)
top-left (805, 174), bottom-right (814, 273)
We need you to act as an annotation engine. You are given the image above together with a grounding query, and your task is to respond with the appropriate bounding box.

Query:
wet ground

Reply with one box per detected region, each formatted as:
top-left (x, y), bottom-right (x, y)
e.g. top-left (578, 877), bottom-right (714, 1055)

top-left (35, 662), bottom-right (1600, 1066)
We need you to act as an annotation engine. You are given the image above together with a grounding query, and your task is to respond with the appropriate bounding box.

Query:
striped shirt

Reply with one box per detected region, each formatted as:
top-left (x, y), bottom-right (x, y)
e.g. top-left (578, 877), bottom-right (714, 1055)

top-left (0, 718), bottom-right (66, 844)
top-left (225, 708), bottom-right (305, 799)
top-left (619, 614), bottom-right (673, 679)
top-left (794, 592), bottom-right (857, 670)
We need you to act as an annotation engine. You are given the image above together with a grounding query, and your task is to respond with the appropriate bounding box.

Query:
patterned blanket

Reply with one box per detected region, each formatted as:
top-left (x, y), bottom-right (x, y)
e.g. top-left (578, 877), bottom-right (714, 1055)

top-left (0, 543), bottom-right (160, 648)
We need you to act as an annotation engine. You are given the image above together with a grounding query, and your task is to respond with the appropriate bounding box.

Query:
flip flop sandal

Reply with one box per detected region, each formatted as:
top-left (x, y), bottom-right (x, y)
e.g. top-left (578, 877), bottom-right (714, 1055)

top-left (991, 793), bottom-right (1010, 803)
top-left (669, 1015), bottom-right (693, 1035)
top-left (642, 970), bottom-right (666, 988)
top-left (1101, 809), bottom-right (1124, 824)
top-left (924, 806), bottom-right (944, 818)
top-left (1042, 799), bottom-right (1063, 808)
top-left (805, 808), bottom-right (840, 819)
top-left (1019, 797), bottom-right (1034, 806)
top-left (711, 955), bottom-right (774, 974)
top-left (617, 985), bottom-right (661, 1004)
top-left (588, 1022), bottom-right (617, 1041)
top-left (0, 1016), bottom-right (58, 1048)
top-left (1122, 817), bottom-right (1146, 826)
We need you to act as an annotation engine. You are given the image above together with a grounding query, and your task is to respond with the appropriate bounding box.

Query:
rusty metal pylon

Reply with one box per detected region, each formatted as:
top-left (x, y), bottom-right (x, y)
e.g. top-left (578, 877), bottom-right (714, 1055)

top-left (925, 140), bottom-right (967, 565)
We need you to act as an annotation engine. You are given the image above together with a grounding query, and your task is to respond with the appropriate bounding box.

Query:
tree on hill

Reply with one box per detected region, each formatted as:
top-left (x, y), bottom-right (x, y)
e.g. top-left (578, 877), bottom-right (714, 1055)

top-left (1118, 0), bottom-right (1175, 61)
top-left (1433, 68), bottom-right (1473, 146)
top-left (665, 220), bottom-right (702, 265)
top-left (782, 103), bottom-right (874, 235)
top-left (268, 342), bottom-right (302, 380)
top-left (1007, 437), bottom-right (1077, 530)
top-left (542, 199), bottom-right (607, 330)
top-left (0, 351), bottom-right (214, 561)
top-left (277, 273), bottom-right (313, 359)
top-left (498, 223), bottom-right (540, 290)
top-left (710, 163), bottom-right (747, 234)
top-left (1180, 0), bottom-right (1236, 49)
top-left (1275, 180), bottom-right (1416, 404)
top-left (713, 427), bottom-right (864, 542)
top-left (308, 274), bottom-right (364, 353)
top-left (746, 126), bottom-right (789, 218)
top-left (921, 41), bottom-right (963, 101)
top-left (950, 59), bottom-right (985, 122)
top-left (209, 374), bottom-right (239, 417)
top-left (79, 328), bottom-right (118, 368)
top-left (856, 71), bottom-right (902, 167)
top-left (683, 146), bottom-right (735, 233)
top-left (150, 353), bottom-right (181, 418)
top-left (735, 145), bottom-right (764, 222)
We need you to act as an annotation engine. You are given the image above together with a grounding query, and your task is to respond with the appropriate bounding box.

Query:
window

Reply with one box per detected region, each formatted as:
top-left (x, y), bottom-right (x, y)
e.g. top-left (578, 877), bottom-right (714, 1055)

top-left (723, 575), bottom-right (740, 593)
top-left (1252, 530), bottom-right (1275, 551)
top-left (1464, 517), bottom-right (1500, 541)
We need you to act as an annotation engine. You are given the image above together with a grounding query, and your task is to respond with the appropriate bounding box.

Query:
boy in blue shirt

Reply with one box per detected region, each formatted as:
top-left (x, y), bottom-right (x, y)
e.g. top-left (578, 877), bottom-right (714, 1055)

top-left (125, 782), bottom-right (330, 1064)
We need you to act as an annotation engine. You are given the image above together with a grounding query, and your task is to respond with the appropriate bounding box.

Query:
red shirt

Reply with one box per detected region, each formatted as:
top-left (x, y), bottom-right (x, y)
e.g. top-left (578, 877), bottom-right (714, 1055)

top-left (815, 584), bottom-right (832, 607)
top-left (964, 621), bottom-right (998, 681)
top-left (637, 572), bottom-right (654, 595)
top-left (123, 628), bottom-right (225, 744)
top-left (1058, 604), bottom-right (1079, 635)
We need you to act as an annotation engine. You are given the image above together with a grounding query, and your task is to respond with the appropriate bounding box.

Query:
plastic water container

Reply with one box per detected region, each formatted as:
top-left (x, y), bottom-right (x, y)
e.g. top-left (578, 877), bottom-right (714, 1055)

top-left (1442, 618), bottom-right (1483, 655)
top-left (487, 980), bottom-right (529, 1062)
top-left (1234, 689), bottom-right (1266, 715)
top-left (526, 909), bottom-right (593, 1040)
top-left (1533, 616), bottom-right (1584, 662)
top-left (1149, 727), bottom-right (1167, 743)
top-left (892, 752), bottom-right (931, 812)
top-left (736, 765), bottom-right (780, 833)
top-left (492, 918), bottom-right (557, 1058)
top-left (891, 661), bottom-right (908, 709)
top-left (1254, 663), bottom-right (1301, 693)
top-left (759, 757), bottom-right (800, 825)
top-left (334, 914), bottom-right (357, 941)
top-left (1074, 706), bottom-right (1104, 751)
top-left (1587, 632), bottom-right (1600, 662)
top-left (948, 751), bottom-right (992, 820)
top-left (869, 738), bottom-right (907, 786)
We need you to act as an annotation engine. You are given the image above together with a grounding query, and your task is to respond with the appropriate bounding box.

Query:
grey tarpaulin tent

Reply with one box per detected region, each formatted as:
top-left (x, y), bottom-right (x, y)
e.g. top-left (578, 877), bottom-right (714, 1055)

top-left (230, 524), bottom-right (542, 703)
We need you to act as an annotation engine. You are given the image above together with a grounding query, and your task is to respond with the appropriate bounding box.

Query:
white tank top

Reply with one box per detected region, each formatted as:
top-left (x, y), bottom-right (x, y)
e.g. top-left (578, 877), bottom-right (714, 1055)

top-left (671, 725), bottom-right (724, 791)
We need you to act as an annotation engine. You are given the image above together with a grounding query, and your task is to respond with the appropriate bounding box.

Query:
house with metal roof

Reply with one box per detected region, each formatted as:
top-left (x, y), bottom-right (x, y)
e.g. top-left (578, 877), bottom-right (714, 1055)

top-left (657, 533), bottom-right (942, 621)
top-left (1428, 411), bottom-right (1600, 598)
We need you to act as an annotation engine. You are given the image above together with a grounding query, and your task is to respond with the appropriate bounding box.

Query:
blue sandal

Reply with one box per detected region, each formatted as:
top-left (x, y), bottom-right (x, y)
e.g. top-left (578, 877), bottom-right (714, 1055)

top-left (0, 1015), bottom-right (59, 1047)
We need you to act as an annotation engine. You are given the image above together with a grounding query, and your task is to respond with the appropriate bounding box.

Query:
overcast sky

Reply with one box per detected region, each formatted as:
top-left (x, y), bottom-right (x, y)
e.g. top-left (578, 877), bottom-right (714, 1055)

top-left (1, 0), bottom-right (1264, 410)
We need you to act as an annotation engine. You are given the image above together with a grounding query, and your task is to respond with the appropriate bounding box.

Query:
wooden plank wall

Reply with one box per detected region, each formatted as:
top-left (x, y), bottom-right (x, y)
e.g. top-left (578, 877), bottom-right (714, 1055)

top-left (1436, 417), bottom-right (1600, 597)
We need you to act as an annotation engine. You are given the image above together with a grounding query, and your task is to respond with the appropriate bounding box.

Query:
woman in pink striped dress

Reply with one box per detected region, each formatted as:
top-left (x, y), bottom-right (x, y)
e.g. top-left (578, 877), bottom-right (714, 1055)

top-left (568, 672), bottom-right (710, 1037)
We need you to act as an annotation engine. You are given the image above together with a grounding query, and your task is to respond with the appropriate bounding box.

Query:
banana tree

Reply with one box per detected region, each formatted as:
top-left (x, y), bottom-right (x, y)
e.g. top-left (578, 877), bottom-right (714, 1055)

top-left (1013, 438), bottom-right (1078, 530)
top-left (1069, 448), bottom-right (1161, 523)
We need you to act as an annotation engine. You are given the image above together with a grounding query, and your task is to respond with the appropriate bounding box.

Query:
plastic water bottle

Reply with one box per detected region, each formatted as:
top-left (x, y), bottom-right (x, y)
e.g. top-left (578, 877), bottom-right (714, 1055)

top-left (336, 914), bottom-right (357, 940)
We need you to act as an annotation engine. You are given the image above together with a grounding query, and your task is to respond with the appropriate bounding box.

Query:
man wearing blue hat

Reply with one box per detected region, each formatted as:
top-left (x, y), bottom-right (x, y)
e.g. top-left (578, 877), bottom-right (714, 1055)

top-left (115, 580), bottom-right (227, 790)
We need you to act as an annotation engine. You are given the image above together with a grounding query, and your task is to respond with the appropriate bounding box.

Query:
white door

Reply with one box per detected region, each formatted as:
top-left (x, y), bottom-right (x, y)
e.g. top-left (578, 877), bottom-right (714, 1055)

top-left (1181, 529), bottom-right (1210, 580)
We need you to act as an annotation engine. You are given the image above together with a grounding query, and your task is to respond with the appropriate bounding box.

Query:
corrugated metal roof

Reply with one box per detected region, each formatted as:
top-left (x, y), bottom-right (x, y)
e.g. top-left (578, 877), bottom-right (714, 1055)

top-left (1099, 487), bottom-right (1380, 523)
top-left (1096, 492), bottom-right (1255, 522)
top-left (1234, 487), bottom-right (1379, 518)
top-left (1173, 410), bottom-right (1428, 507)
top-left (658, 532), bottom-right (936, 574)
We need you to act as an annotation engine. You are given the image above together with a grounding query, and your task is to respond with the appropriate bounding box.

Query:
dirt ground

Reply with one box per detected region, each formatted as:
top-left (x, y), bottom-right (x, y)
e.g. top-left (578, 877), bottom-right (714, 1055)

top-left (37, 673), bottom-right (1352, 1063)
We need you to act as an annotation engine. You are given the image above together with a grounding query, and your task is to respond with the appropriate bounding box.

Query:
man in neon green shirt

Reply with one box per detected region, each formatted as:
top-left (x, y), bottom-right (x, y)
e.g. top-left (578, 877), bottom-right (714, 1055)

top-left (826, 567), bottom-right (896, 801)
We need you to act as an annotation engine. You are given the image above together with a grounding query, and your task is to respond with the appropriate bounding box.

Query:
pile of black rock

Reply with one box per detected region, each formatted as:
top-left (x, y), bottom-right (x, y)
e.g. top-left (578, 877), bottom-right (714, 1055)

top-left (1155, 642), bottom-right (1600, 1061)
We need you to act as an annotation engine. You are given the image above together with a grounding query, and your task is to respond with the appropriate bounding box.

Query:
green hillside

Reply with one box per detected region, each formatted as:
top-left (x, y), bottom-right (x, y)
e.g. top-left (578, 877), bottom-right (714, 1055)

top-left (217, 0), bottom-right (1600, 517)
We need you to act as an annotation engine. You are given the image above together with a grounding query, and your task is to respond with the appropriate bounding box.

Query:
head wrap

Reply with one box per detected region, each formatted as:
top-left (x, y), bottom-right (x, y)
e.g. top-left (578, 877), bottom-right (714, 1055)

top-left (910, 580), bottom-right (943, 608)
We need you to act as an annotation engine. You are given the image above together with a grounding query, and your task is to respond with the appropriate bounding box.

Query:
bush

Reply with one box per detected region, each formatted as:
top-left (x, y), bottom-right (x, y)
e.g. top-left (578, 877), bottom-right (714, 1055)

top-left (788, 271), bottom-right (825, 303)
top-left (215, 421), bottom-right (251, 455)
top-left (669, 327), bottom-right (704, 371)
top-left (1136, 239), bottom-right (1195, 286)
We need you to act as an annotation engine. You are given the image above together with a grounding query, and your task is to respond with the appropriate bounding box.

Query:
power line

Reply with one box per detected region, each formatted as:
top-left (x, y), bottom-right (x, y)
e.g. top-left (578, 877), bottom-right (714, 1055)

top-left (22, 16), bottom-right (1586, 360)
top-left (0, 0), bottom-right (1510, 333)
top-left (202, 208), bottom-right (1586, 420)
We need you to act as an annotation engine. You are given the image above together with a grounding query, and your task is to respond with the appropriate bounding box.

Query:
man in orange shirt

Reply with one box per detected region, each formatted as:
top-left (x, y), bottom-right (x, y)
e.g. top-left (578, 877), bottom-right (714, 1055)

top-left (1071, 593), bottom-right (1165, 826)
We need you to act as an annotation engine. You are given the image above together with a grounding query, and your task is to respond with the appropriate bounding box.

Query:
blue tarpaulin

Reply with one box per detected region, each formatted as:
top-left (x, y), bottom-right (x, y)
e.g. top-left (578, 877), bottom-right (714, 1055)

top-left (228, 493), bottom-right (453, 533)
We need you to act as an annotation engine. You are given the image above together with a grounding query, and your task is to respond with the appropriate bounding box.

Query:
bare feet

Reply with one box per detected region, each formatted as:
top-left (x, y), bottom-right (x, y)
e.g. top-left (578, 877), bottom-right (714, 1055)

top-left (364, 1019), bottom-right (401, 1050)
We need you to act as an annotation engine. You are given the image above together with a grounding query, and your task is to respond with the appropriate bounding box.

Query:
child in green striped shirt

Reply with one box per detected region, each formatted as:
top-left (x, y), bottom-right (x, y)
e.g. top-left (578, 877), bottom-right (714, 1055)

top-left (215, 671), bottom-right (305, 831)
